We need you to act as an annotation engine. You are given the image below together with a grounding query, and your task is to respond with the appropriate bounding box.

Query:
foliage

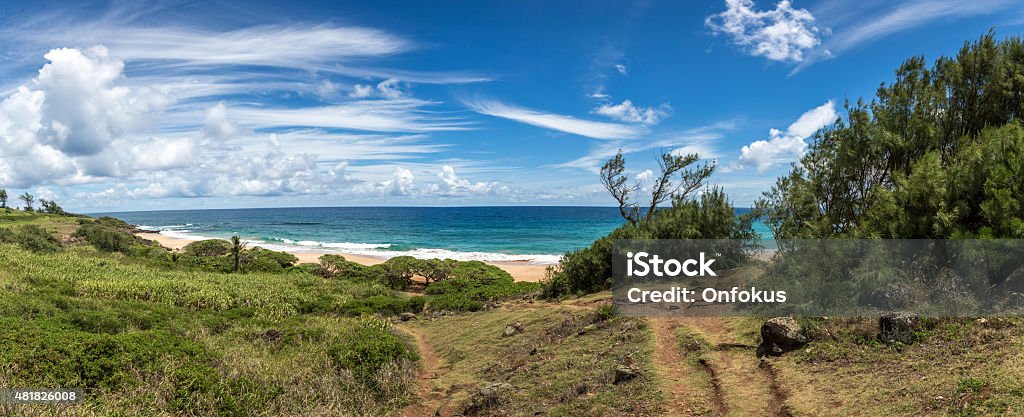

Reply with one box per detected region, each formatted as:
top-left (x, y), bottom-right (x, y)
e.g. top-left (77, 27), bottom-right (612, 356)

top-left (183, 239), bottom-right (233, 257)
top-left (327, 319), bottom-right (418, 389)
top-left (601, 149), bottom-right (715, 225)
top-left (19, 192), bottom-right (34, 211)
top-left (74, 223), bottom-right (141, 254)
top-left (756, 32), bottom-right (1024, 240)
top-left (543, 187), bottom-right (754, 298)
top-left (317, 254), bottom-right (371, 279)
top-left (0, 188), bottom-right (7, 208)
top-left (0, 224), bottom-right (62, 253)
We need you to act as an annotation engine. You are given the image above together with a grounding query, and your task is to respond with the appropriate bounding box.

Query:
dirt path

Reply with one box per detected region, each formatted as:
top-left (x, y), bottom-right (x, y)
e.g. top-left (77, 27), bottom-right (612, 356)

top-left (650, 317), bottom-right (720, 416)
top-left (650, 317), bottom-right (793, 417)
top-left (398, 325), bottom-right (448, 417)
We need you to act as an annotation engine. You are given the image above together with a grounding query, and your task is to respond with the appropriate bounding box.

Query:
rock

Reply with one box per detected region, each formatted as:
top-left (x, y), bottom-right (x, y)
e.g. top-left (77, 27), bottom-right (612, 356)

top-left (613, 363), bottom-right (640, 384)
top-left (757, 317), bottom-right (807, 357)
top-left (262, 329), bottom-right (282, 342)
top-left (399, 312), bottom-right (417, 322)
top-left (577, 323), bottom-right (598, 336)
top-left (463, 382), bottom-right (513, 414)
top-left (878, 312), bottom-right (921, 344)
top-left (503, 321), bottom-right (524, 337)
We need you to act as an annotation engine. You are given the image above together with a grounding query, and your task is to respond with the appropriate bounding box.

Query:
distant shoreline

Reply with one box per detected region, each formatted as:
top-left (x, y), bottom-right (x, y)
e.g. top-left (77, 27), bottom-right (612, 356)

top-left (135, 230), bottom-right (553, 282)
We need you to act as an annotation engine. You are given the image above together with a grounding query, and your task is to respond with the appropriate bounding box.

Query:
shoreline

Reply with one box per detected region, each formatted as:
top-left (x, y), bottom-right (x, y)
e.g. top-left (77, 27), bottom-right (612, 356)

top-left (136, 231), bottom-right (553, 282)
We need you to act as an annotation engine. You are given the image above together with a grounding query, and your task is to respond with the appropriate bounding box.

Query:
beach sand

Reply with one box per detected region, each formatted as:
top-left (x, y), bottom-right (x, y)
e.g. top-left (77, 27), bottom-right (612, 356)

top-left (136, 231), bottom-right (552, 282)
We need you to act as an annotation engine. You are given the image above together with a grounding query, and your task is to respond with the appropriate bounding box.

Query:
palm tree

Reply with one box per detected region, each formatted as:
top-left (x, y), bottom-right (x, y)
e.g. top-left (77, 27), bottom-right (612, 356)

top-left (19, 192), bottom-right (34, 212)
top-left (230, 235), bottom-right (248, 273)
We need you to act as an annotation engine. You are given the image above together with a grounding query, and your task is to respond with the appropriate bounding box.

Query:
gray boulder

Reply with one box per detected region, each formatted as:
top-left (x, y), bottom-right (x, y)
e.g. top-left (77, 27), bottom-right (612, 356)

top-left (502, 321), bottom-right (524, 337)
top-left (878, 312), bottom-right (921, 344)
top-left (757, 317), bottom-right (807, 357)
top-left (399, 312), bottom-right (417, 322)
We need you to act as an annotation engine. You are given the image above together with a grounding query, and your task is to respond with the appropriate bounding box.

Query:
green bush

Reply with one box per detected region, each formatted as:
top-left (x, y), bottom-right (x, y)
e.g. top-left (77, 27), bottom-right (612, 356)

top-left (183, 239), bottom-right (233, 257)
top-left (248, 247), bottom-right (298, 269)
top-left (74, 224), bottom-right (139, 254)
top-left (318, 254), bottom-right (371, 279)
top-left (0, 225), bottom-right (61, 253)
top-left (327, 320), bottom-right (418, 388)
top-left (95, 216), bottom-right (135, 232)
top-left (336, 295), bottom-right (425, 316)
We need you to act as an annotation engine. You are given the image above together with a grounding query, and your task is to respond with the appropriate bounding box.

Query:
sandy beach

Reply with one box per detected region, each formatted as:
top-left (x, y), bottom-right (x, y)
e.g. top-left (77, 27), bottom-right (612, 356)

top-left (136, 231), bottom-right (553, 282)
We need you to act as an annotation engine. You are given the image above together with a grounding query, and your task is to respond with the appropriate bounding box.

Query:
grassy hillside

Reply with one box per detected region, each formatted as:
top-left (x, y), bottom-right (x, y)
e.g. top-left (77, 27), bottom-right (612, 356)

top-left (3, 211), bottom-right (1023, 416)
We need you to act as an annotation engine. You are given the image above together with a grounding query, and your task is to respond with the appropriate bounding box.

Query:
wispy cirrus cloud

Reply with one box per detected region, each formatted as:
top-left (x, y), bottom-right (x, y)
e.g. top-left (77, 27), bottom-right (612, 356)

top-left (463, 99), bottom-right (644, 140)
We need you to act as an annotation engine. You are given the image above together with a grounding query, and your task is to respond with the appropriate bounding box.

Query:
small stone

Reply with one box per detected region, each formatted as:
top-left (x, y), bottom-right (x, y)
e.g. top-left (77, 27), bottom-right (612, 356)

top-left (613, 364), bottom-right (640, 384)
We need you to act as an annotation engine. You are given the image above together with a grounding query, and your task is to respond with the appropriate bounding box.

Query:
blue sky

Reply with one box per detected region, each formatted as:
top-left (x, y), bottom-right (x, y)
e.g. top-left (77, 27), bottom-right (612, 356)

top-left (0, 0), bottom-right (1021, 212)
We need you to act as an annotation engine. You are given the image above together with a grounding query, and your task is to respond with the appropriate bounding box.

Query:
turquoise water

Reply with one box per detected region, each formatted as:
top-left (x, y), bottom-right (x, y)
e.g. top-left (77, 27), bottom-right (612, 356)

top-left (98, 206), bottom-right (768, 264)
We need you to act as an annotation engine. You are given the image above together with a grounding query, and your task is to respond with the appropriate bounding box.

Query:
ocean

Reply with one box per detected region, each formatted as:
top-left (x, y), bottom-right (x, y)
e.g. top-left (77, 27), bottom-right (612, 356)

top-left (97, 206), bottom-right (768, 264)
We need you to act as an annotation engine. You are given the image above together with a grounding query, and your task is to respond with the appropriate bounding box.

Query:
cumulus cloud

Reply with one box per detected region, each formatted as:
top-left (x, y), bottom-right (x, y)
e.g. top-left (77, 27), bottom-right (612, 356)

top-left (594, 100), bottom-right (671, 125)
top-left (202, 102), bottom-right (246, 139)
top-left (381, 167), bottom-right (415, 196)
top-left (464, 99), bottom-right (643, 140)
top-left (736, 100), bottom-right (836, 172)
top-left (706, 0), bottom-right (822, 62)
top-left (437, 165), bottom-right (507, 194)
top-left (127, 137), bottom-right (196, 171)
top-left (0, 46), bottom-right (170, 187)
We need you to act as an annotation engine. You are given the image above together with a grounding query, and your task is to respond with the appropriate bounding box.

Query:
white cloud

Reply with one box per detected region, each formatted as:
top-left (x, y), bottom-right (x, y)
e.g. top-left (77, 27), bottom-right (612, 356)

top-left (554, 128), bottom-right (724, 173)
top-left (316, 80), bottom-right (340, 98)
top-left (381, 167), bottom-right (415, 196)
top-left (0, 46), bottom-right (170, 187)
top-left (31, 25), bottom-right (410, 71)
top-left (229, 98), bottom-right (470, 133)
top-left (349, 78), bottom-right (409, 99)
top-left (615, 64), bottom-right (628, 76)
top-left (464, 99), bottom-right (644, 140)
top-left (350, 84), bottom-right (374, 98)
top-left (126, 137), bottom-right (196, 171)
top-left (826, 0), bottom-right (1011, 56)
top-left (202, 102), bottom-right (246, 139)
top-left (735, 100), bottom-right (835, 172)
top-left (437, 165), bottom-right (507, 194)
top-left (706, 0), bottom-right (822, 62)
top-left (594, 100), bottom-right (671, 125)
top-left (785, 100), bottom-right (836, 137)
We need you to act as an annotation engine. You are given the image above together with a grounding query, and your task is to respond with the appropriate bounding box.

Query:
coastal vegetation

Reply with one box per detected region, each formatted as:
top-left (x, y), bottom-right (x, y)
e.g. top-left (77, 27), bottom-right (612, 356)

top-left (0, 209), bottom-right (539, 415)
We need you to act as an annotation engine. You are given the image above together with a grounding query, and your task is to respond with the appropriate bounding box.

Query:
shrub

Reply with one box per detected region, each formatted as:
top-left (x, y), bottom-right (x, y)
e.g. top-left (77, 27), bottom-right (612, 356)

top-left (336, 295), bottom-right (425, 316)
top-left (318, 254), bottom-right (370, 279)
top-left (95, 216), bottom-right (135, 232)
top-left (183, 239), bottom-right (232, 257)
top-left (328, 320), bottom-right (418, 389)
top-left (248, 247), bottom-right (298, 269)
top-left (74, 224), bottom-right (139, 254)
top-left (0, 225), bottom-right (61, 253)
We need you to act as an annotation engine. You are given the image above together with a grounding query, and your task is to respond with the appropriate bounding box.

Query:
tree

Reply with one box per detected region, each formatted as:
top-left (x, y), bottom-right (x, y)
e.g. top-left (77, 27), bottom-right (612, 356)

top-left (0, 188), bottom-right (7, 208)
top-left (19, 193), bottom-right (34, 212)
top-left (756, 32), bottom-right (1024, 240)
top-left (230, 235), bottom-right (248, 273)
top-left (600, 149), bottom-right (714, 225)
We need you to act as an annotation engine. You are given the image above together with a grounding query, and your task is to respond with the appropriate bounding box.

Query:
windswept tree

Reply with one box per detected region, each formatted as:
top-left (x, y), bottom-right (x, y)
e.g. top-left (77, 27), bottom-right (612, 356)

top-left (0, 188), bottom-right (7, 208)
top-left (600, 150), bottom-right (715, 225)
top-left (19, 192), bottom-right (34, 212)
top-left (230, 235), bottom-right (248, 273)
